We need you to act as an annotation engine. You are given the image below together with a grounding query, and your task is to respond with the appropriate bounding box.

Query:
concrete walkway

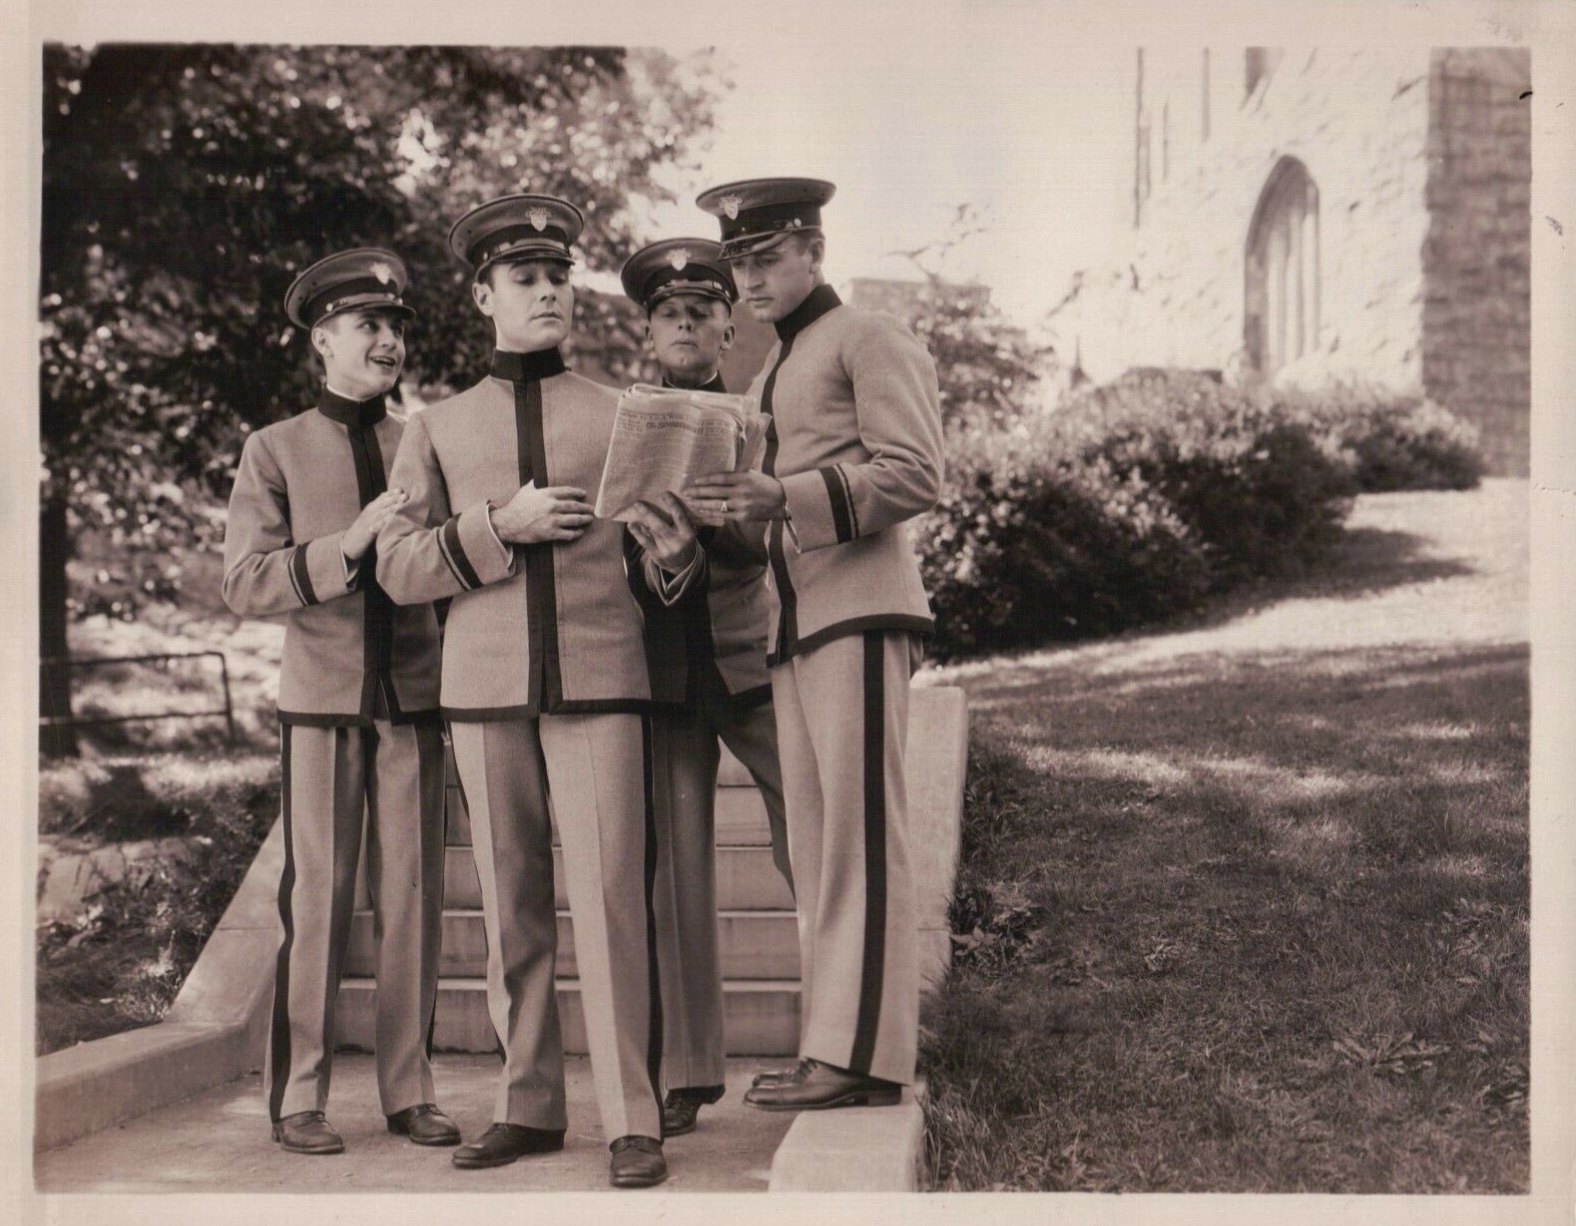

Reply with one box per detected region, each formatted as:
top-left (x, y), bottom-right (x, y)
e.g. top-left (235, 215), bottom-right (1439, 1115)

top-left (35, 1053), bottom-right (797, 1193)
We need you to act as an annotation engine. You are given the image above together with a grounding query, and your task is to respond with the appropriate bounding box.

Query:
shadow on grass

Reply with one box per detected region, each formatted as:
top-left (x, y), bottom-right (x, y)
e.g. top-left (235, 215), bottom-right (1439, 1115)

top-left (921, 641), bottom-right (1528, 1194)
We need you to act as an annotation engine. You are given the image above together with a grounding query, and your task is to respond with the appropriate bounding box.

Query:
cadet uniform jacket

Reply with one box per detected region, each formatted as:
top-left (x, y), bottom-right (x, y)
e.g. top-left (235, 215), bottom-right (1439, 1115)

top-left (636, 374), bottom-right (772, 711)
top-left (378, 350), bottom-right (681, 720)
top-left (222, 390), bottom-right (442, 725)
top-left (747, 285), bottom-right (944, 664)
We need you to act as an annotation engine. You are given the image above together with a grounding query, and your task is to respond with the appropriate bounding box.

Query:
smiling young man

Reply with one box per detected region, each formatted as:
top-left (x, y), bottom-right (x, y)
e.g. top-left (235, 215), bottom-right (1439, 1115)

top-left (376, 195), bottom-right (693, 1189)
top-left (685, 179), bottom-right (944, 1113)
top-left (618, 239), bottom-right (794, 1137)
top-left (222, 249), bottom-right (453, 1155)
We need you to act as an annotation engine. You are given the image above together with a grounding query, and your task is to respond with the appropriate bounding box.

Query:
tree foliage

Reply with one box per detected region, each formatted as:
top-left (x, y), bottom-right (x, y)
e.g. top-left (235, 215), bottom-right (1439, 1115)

top-left (887, 205), bottom-right (1053, 431)
top-left (41, 43), bottom-right (723, 616)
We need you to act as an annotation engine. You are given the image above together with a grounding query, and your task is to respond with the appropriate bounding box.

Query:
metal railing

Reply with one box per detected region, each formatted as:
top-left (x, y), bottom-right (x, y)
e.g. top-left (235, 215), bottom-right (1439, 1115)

top-left (39, 651), bottom-right (236, 741)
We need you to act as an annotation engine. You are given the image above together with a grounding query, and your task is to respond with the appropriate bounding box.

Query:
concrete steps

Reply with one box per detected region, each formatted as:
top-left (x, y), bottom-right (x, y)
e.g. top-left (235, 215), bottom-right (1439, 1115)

top-left (338, 741), bottom-right (800, 1056)
top-left (345, 908), bottom-right (801, 980)
top-left (337, 978), bottom-right (802, 1056)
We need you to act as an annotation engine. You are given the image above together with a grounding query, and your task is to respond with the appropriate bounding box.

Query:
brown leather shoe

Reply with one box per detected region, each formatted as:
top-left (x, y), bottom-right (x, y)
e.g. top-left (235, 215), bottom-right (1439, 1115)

top-left (661, 1085), bottom-right (725, 1137)
top-left (743, 1059), bottom-right (902, 1112)
top-left (452, 1122), bottom-right (567, 1169)
top-left (386, 1103), bottom-right (461, 1146)
top-left (271, 1110), bottom-right (345, 1155)
top-left (609, 1135), bottom-right (667, 1188)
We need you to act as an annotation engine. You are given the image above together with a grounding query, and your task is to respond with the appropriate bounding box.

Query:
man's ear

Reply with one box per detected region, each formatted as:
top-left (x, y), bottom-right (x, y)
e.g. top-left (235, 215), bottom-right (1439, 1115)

top-left (310, 323), bottom-right (332, 360)
top-left (643, 317), bottom-right (656, 349)
top-left (719, 320), bottom-right (736, 354)
top-left (471, 277), bottom-right (492, 317)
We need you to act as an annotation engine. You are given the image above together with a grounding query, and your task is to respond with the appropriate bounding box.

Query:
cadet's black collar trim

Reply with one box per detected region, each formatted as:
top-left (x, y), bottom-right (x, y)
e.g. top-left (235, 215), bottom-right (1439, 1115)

top-left (491, 348), bottom-right (567, 382)
top-left (662, 372), bottom-right (727, 394)
top-left (774, 283), bottom-right (841, 342)
top-left (317, 387), bottom-right (388, 427)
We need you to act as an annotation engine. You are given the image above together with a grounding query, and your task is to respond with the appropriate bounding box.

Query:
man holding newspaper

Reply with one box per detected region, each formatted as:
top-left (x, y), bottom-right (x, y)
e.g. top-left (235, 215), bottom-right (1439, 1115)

top-left (612, 238), bottom-right (794, 1139)
top-left (667, 178), bottom-right (946, 1112)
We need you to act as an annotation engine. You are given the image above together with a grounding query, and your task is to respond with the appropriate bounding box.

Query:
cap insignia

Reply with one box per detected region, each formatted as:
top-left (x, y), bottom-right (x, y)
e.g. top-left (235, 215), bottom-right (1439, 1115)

top-left (370, 261), bottom-right (394, 285)
top-left (668, 247), bottom-right (691, 271)
top-left (528, 207), bottom-right (550, 232)
top-left (720, 194), bottom-right (743, 220)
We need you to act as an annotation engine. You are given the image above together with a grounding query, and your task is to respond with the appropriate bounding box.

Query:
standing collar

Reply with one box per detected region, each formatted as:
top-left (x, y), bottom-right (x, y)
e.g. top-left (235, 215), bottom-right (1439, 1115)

top-left (773, 283), bottom-right (841, 342)
top-left (662, 372), bottom-right (727, 394)
top-left (316, 386), bottom-right (388, 427)
top-left (491, 348), bottom-right (568, 382)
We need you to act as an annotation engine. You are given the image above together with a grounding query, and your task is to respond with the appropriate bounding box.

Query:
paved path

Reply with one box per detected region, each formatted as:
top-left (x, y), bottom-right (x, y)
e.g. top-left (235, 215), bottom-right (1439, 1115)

top-left (34, 1054), bottom-right (796, 1194)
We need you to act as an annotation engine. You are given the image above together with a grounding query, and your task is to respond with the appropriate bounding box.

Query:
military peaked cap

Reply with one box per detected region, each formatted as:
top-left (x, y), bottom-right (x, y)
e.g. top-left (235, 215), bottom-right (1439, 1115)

top-left (696, 177), bottom-right (836, 261)
top-left (620, 238), bottom-right (737, 311)
top-left (284, 248), bottom-right (416, 329)
top-left (448, 194), bottom-right (584, 279)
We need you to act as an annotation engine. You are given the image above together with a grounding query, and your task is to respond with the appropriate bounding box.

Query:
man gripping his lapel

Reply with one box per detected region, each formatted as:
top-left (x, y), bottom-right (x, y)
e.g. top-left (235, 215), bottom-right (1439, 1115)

top-left (377, 196), bottom-right (695, 1189)
top-left (685, 178), bottom-right (944, 1111)
top-left (619, 238), bottom-right (794, 1138)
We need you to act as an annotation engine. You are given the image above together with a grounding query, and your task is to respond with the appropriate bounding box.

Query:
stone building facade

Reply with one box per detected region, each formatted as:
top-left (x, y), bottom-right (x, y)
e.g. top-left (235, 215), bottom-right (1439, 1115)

top-left (1052, 47), bottom-right (1531, 475)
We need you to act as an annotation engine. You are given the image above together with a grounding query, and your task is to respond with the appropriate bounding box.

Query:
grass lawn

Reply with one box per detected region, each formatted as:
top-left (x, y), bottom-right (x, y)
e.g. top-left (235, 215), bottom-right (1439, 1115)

top-left (36, 601), bottom-right (285, 1055)
top-left (918, 482), bottom-right (1529, 1192)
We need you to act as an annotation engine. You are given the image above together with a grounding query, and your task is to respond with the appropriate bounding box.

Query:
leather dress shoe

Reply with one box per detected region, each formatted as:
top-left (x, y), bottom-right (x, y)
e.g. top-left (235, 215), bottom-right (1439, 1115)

top-left (743, 1059), bottom-right (902, 1111)
top-left (609, 1134), bottom-right (667, 1188)
top-left (661, 1084), bottom-right (725, 1137)
top-left (386, 1103), bottom-right (461, 1146)
top-left (749, 1058), bottom-right (811, 1089)
top-left (271, 1110), bottom-right (345, 1155)
top-left (452, 1122), bottom-right (567, 1169)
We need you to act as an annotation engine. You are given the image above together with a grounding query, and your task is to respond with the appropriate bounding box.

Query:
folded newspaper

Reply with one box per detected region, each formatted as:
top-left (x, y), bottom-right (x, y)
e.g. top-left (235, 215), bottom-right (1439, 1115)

top-left (594, 384), bottom-right (768, 523)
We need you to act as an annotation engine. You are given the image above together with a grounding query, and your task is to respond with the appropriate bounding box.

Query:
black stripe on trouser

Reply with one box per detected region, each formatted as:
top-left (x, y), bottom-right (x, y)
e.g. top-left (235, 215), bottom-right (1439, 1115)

top-left (268, 727), bottom-right (299, 1123)
top-left (641, 715), bottom-right (665, 1118)
top-left (849, 632), bottom-right (889, 1074)
top-left (449, 739), bottom-right (507, 1064)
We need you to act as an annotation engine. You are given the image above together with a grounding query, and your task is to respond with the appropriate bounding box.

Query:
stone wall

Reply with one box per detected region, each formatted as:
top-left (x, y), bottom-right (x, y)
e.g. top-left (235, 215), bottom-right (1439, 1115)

top-left (1056, 48), bottom-right (1434, 392)
top-left (1422, 48), bottom-right (1531, 476)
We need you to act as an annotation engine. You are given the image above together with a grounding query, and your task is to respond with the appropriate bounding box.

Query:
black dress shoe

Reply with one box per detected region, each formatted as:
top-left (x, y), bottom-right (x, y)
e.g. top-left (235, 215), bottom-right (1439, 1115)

top-left (386, 1103), bottom-right (461, 1146)
top-left (743, 1059), bottom-right (902, 1112)
top-left (271, 1110), bottom-right (345, 1155)
top-left (749, 1058), bottom-right (811, 1089)
top-left (452, 1122), bottom-right (567, 1169)
top-left (661, 1084), bottom-right (725, 1137)
top-left (609, 1135), bottom-right (667, 1188)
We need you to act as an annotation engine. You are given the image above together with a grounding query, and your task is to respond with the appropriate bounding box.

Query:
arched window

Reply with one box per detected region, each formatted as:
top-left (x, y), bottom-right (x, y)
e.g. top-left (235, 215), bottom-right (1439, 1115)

top-left (1244, 157), bottom-right (1320, 377)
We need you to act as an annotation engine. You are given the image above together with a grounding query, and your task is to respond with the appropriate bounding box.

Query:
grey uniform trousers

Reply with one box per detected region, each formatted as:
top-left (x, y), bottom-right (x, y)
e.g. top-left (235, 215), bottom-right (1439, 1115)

top-left (772, 630), bottom-right (920, 1087)
top-left (449, 712), bottom-right (664, 1142)
top-left (265, 720), bottom-right (446, 1122)
top-left (650, 699), bottom-right (792, 1092)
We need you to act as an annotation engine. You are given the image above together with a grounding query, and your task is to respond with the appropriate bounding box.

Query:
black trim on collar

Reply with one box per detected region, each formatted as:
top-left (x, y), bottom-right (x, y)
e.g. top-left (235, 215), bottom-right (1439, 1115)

top-left (773, 283), bottom-right (842, 342)
top-left (661, 373), bottom-right (728, 394)
top-left (491, 348), bottom-right (568, 382)
top-left (316, 388), bottom-right (388, 427)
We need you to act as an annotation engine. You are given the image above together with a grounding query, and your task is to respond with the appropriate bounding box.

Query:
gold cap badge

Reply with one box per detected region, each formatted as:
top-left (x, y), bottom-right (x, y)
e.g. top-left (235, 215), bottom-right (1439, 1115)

top-left (668, 247), bottom-right (691, 271)
top-left (720, 195), bottom-right (743, 220)
top-left (528, 207), bottom-right (550, 232)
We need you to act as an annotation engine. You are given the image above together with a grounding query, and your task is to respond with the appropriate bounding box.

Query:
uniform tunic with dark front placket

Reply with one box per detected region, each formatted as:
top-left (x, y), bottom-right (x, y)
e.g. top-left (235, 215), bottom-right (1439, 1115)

top-left (377, 349), bottom-right (683, 1142)
top-left (222, 389), bottom-right (446, 1124)
top-left (743, 284), bottom-right (943, 1087)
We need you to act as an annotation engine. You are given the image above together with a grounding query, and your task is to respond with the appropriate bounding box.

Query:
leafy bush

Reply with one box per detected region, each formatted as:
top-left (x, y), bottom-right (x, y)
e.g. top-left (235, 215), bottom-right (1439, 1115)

top-left (919, 370), bottom-right (1488, 661)
top-left (1278, 387), bottom-right (1486, 493)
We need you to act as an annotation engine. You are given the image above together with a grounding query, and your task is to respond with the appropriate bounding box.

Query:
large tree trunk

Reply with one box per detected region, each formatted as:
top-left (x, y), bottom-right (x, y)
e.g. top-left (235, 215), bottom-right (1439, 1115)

top-left (39, 494), bottom-right (78, 758)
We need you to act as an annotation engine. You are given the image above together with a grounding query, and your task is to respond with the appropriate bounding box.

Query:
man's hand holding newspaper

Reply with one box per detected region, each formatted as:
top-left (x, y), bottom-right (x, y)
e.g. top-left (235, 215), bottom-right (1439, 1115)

top-left (594, 384), bottom-right (768, 528)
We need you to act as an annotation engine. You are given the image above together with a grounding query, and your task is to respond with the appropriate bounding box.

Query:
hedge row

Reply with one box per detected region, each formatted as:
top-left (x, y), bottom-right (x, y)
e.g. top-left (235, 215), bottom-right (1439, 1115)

top-left (917, 373), bottom-right (1484, 661)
